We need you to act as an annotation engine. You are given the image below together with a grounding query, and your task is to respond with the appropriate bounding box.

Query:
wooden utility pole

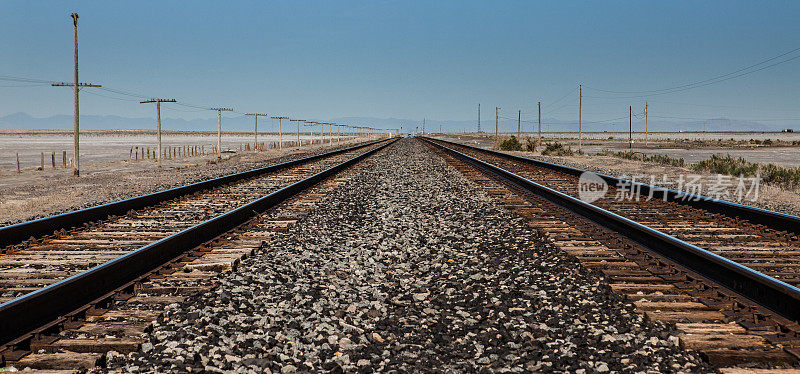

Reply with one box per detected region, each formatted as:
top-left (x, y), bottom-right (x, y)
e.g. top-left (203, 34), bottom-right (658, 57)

top-left (517, 109), bottom-right (521, 138)
top-left (51, 13), bottom-right (101, 176)
top-left (578, 84), bottom-right (582, 153)
top-left (495, 107), bottom-right (500, 137)
top-left (304, 122), bottom-right (316, 146)
top-left (271, 116), bottom-right (288, 150)
top-left (208, 107), bottom-right (233, 159)
top-left (140, 99), bottom-right (176, 168)
top-left (629, 105), bottom-right (633, 150)
top-left (538, 101), bottom-right (542, 152)
top-left (337, 124), bottom-right (341, 143)
top-left (644, 101), bottom-right (648, 146)
top-left (245, 113), bottom-right (267, 151)
top-left (291, 119), bottom-right (304, 147)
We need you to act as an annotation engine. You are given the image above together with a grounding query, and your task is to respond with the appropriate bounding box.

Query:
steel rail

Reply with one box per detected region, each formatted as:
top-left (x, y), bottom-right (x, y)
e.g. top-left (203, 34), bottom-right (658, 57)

top-left (427, 137), bottom-right (800, 235)
top-left (423, 137), bottom-right (800, 324)
top-left (0, 139), bottom-right (386, 249)
top-left (0, 138), bottom-right (398, 348)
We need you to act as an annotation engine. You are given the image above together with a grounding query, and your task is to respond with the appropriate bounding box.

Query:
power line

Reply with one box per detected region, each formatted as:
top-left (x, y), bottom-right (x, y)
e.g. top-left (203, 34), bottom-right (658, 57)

top-left (0, 75), bottom-right (56, 84)
top-left (95, 86), bottom-right (149, 99)
top-left (584, 46), bottom-right (800, 98)
top-left (0, 83), bottom-right (50, 87)
top-left (542, 101), bottom-right (576, 116)
top-left (541, 87), bottom-right (577, 110)
top-left (82, 89), bottom-right (141, 102)
top-left (160, 105), bottom-right (206, 113)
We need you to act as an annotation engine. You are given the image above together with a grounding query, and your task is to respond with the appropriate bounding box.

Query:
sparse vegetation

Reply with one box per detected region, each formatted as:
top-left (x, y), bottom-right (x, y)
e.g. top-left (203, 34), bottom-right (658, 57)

top-left (598, 150), bottom-right (685, 167)
top-left (691, 154), bottom-right (800, 188)
top-left (498, 136), bottom-right (523, 151)
top-left (524, 137), bottom-right (538, 152)
top-left (663, 137), bottom-right (800, 148)
top-left (541, 142), bottom-right (580, 156)
top-left (597, 150), bottom-right (800, 188)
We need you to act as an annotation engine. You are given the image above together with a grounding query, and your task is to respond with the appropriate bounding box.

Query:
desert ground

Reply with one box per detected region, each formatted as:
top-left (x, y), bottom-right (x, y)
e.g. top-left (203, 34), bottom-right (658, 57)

top-left (440, 133), bottom-right (800, 217)
top-left (0, 136), bottom-right (364, 225)
top-left (442, 132), bottom-right (800, 167)
top-left (0, 131), bottom-right (341, 171)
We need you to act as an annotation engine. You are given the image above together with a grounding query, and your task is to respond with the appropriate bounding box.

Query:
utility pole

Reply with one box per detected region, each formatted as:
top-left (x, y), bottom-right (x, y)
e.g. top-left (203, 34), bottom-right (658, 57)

top-left (245, 113), bottom-right (268, 151)
top-left (51, 13), bottom-right (101, 176)
top-left (140, 99), bottom-right (176, 167)
top-left (578, 84), bottom-right (582, 153)
top-left (423, 118), bottom-right (426, 134)
top-left (291, 119), bottom-right (304, 147)
top-left (495, 107), bottom-right (500, 137)
top-left (517, 109), bottom-right (521, 138)
top-left (477, 103), bottom-right (481, 133)
top-left (644, 101), bottom-right (648, 146)
top-left (629, 105), bottom-right (633, 150)
top-left (271, 116), bottom-right (288, 150)
top-left (304, 122), bottom-right (315, 146)
top-left (208, 107), bottom-right (233, 159)
top-left (538, 101), bottom-right (542, 152)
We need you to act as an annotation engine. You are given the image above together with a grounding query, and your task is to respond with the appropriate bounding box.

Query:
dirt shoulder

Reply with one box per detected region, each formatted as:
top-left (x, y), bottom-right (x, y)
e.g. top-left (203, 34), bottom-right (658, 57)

top-left (506, 150), bottom-right (800, 217)
top-left (439, 136), bottom-right (800, 217)
top-left (0, 141), bottom-right (366, 226)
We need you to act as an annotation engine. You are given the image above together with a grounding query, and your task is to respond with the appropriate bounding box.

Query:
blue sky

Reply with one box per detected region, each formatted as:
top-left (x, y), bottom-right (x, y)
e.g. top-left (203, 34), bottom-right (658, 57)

top-left (1, 0), bottom-right (799, 130)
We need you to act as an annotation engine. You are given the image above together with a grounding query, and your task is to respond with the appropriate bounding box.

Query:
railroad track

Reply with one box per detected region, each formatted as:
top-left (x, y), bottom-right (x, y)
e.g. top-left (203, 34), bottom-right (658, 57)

top-left (423, 137), bottom-right (800, 368)
top-left (0, 138), bottom-right (397, 369)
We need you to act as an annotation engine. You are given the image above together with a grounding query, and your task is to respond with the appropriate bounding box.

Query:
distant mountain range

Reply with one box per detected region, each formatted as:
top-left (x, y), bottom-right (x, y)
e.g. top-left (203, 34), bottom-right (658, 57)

top-left (0, 112), bottom-right (788, 133)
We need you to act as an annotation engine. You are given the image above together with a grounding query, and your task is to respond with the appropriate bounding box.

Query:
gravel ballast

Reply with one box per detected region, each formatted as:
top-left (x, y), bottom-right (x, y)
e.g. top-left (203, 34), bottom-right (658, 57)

top-left (111, 138), bottom-right (706, 372)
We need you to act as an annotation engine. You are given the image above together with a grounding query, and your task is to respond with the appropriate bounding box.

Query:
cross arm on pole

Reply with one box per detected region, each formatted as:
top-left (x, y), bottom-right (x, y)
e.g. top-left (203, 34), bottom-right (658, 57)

top-left (51, 83), bottom-right (101, 88)
top-left (140, 99), bottom-right (176, 104)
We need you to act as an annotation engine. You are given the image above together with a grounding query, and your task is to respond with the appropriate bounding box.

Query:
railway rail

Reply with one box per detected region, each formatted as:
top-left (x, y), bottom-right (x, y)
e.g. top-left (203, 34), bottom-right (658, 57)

top-left (0, 138), bottom-right (396, 367)
top-left (424, 137), bottom-right (800, 366)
